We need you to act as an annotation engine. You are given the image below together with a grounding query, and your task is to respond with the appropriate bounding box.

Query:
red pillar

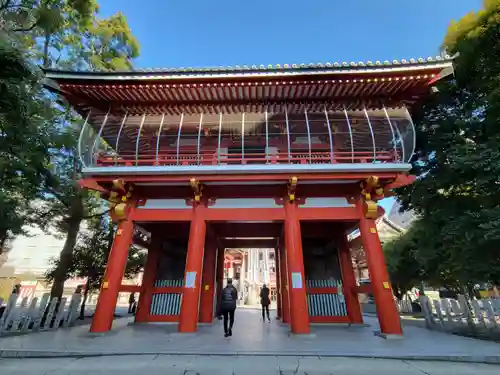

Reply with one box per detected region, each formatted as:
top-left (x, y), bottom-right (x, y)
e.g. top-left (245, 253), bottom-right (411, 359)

top-left (284, 201), bottom-right (310, 334)
top-left (199, 235), bottom-right (217, 323)
top-left (215, 247), bottom-right (224, 315)
top-left (280, 242), bottom-right (290, 323)
top-left (178, 204), bottom-right (207, 333)
top-left (275, 247), bottom-right (282, 319)
top-left (90, 216), bottom-right (134, 332)
top-left (336, 230), bottom-right (363, 324)
top-left (135, 244), bottom-right (160, 322)
top-left (359, 215), bottom-right (403, 336)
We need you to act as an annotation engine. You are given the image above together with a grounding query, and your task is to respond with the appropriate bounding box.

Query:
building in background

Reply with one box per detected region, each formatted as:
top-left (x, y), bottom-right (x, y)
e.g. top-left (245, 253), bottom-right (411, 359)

top-left (349, 201), bottom-right (416, 280)
top-left (225, 248), bottom-right (276, 305)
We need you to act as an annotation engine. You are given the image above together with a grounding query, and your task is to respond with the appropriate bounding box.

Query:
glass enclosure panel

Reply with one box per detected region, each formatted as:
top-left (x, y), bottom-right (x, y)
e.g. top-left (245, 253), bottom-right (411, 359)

top-left (242, 113), bottom-right (267, 164)
top-left (327, 111), bottom-right (354, 163)
top-left (79, 107), bottom-right (413, 168)
top-left (135, 115), bottom-right (163, 165)
top-left (288, 108), bottom-right (311, 164)
top-left (156, 114), bottom-right (183, 166)
top-left (364, 109), bottom-right (396, 163)
top-left (89, 110), bottom-right (122, 167)
top-left (388, 108), bottom-right (415, 163)
top-left (308, 112), bottom-right (333, 164)
top-left (198, 114), bottom-right (219, 165)
top-left (178, 114), bottom-right (201, 165)
top-left (78, 112), bottom-right (95, 168)
top-left (266, 112), bottom-right (289, 163)
top-left (219, 113), bottom-right (243, 165)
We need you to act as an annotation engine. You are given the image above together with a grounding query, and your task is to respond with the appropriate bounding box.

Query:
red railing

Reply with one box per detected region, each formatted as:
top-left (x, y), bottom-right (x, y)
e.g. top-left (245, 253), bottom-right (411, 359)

top-left (95, 150), bottom-right (398, 167)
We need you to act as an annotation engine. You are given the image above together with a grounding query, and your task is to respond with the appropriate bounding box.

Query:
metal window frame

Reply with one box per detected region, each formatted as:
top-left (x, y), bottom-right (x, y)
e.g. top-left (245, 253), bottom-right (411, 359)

top-left (196, 113), bottom-right (204, 165)
top-left (241, 112), bottom-right (245, 164)
top-left (217, 112), bottom-right (222, 165)
top-left (363, 107), bottom-right (377, 162)
top-left (91, 107), bottom-right (110, 166)
top-left (135, 113), bottom-right (146, 166)
top-left (323, 106), bottom-right (334, 163)
top-left (343, 106), bottom-right (355, 163)
top-left (382, 106), bottom-right (398, 162)
top-left (404, 105), bottom-right (417, 163)
top-left (265, 109), bottom-right (269, 162)
top-left (284, 106), bottom-right (291, 162)
top-left (391, 112), bottom-right (405, 162)
top-left (155, 114), bottom-right (166, 165)
top-left (304, 107), bottom-right (312, 163)
top-left (114, 112), bottom-right (128, 166)
top-left (176, 113), bottom-right (185, 165)
top-left (77, 110), bottom-right (91, 168)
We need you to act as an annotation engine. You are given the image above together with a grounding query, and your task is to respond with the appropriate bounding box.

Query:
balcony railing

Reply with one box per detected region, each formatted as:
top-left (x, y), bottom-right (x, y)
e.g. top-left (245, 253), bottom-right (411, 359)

top-left (78, 106), bottom-right (415, 171)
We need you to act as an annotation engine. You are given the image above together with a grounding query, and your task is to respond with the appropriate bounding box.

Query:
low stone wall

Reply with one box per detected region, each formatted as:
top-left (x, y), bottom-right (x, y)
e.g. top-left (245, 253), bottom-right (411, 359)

top-left (420, 295), bottom-right (500, 341)
top-left (0, 292), bottom-right (81, 336)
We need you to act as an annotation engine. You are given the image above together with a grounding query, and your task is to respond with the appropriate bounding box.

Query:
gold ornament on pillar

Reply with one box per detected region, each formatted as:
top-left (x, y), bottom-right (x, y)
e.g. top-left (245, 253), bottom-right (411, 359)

top-left (189, 178), bottom-right (203, 204)
top-left (360, 176), bottom-right (384, 219)
top-left (287, 176), bottom-right (298, 202)
top-left (99, 179), bottom-right (134, 222)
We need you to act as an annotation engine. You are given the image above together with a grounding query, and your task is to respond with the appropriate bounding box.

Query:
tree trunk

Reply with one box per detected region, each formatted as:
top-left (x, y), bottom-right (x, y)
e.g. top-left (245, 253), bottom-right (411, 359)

top-left (42, 34), bottom-right (50, 68)
top-left (50, 196), bottom-right (84, 299)
top-left (419, 281), bottom-right (426, 296)
top-left (79, 278), bottom-right (91, 320)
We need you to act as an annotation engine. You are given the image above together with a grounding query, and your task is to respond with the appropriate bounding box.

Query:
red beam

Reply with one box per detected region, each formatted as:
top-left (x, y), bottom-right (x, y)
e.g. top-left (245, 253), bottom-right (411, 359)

top-left (152, 287), bottom-right (183, 294)
top-left (211, 223), bottom-right (281, 238)
top-left (298, 207), bottom-right (360, 221)
top-left (307, 287), bottom-right (340, 294)
top-left (310, 316), bottom-right (350, 323)
top-left (222, 239), bottom-right (277, 249)
top-left (87, 172), bottom-right (399, 185)
top-left (205, 208), bottom-right (285, 221)
top-left (131, 208), bottom-right (193, 222)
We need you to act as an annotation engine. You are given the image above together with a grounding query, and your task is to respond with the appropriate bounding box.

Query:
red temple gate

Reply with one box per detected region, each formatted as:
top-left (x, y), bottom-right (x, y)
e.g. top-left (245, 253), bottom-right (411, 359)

top-left (43, 56), bottom-right (454, 337)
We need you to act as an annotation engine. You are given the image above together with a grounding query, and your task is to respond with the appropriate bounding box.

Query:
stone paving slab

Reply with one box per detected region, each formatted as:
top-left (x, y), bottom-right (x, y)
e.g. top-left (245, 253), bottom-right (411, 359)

top-left (1, 355), bottom-right (499, 375)
top-left (1, 310), bottom-right (499, 364)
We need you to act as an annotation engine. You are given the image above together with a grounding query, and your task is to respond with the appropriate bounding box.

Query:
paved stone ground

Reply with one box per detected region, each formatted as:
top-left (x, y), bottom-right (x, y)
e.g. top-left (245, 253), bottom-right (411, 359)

top-left (1, 355), bottom-right (499, 374)
top-left (1, 310), bottom-right (499, 363)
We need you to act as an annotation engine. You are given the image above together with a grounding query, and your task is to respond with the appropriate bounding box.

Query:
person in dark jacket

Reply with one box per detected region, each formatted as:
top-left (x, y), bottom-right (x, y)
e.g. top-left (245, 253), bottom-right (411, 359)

top-left (260, 284), bottom-right (271, 322)
top-left (218, 278), bottom-right (238, 337)
top-left (128, 293), bottom-right (136, 314)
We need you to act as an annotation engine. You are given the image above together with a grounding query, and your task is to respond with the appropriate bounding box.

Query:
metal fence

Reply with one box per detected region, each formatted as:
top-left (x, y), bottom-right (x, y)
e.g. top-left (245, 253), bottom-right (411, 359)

top-left (306, 279), bottom-right (347, 317)
top-left (150, 279), bottom-right (183, 316)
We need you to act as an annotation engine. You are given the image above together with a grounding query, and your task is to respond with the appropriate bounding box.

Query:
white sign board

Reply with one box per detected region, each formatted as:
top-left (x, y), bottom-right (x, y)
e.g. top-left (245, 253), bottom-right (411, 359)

top-left (291, 272), bottom-right (303, 289)
top-left (185, 272), bottom-right (197, 288)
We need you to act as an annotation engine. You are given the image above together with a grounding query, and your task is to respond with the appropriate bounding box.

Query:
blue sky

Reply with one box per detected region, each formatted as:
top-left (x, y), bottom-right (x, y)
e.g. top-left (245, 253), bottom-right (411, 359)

top-left (98, 0), bottom-right (481, 214)
top-left (99, 0), bottom-right (481, 69)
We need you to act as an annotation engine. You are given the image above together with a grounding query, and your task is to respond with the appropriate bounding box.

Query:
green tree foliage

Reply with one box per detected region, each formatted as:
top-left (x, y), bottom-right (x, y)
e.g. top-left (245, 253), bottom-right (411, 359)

top-left (38, 5), bottom-right (140, 298)
top-left (383, 228), bottom-right (421, 300)
top-left (46, 215), bottom-right (145, 319)
top-left (0, 35), bottom-right (68, 254)
top-left (393, 0), bottom-right (500, 288)
top-left (1, 0), bottom-right (140, 299)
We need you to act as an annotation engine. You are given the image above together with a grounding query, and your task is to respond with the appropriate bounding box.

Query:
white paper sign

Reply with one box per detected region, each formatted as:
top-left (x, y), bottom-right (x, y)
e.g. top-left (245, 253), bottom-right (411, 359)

top-left (291, 272), bottom-right (303, 289)
top-left (185, 271), bottom-right (197, 288)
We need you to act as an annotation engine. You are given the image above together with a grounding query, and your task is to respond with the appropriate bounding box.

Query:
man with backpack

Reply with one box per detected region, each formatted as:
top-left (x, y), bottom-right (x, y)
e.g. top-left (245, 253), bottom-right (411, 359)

top-left (260, 284), bottom-right (271, 322)
top-left (217, 278), bottom-right (238, 337)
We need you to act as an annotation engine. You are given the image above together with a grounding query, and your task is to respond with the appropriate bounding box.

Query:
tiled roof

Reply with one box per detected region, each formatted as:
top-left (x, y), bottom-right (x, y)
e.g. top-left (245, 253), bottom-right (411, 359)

top-left (44, 55), bottom-right (453, 75)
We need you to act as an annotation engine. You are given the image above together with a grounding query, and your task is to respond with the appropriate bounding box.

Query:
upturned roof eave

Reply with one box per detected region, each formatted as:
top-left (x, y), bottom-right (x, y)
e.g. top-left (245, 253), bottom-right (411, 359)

top-left (41, 57), bottom-right (454, 83)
